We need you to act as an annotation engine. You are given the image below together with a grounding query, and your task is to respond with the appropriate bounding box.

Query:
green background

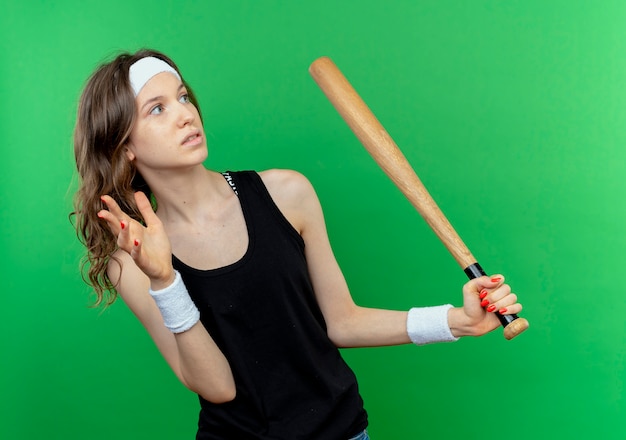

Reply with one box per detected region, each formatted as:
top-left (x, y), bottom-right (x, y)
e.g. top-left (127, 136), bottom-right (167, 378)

top-left (2, 0), bottom-right (625, 438)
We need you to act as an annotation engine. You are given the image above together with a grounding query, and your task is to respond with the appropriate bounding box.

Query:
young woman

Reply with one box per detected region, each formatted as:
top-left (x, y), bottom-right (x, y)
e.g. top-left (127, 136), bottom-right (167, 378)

top-left (72, 49), bottom-right (522, 440)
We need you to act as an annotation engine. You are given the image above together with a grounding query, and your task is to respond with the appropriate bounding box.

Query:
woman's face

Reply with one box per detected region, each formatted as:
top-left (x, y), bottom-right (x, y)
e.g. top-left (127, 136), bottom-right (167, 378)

top-left (125, 71), bottom-right (207, 172)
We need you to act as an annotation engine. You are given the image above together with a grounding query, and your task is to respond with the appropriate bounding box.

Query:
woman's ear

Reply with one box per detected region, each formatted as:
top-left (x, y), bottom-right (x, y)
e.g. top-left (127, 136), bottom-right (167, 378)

top-left (124, 144), bottom-right (136, 161)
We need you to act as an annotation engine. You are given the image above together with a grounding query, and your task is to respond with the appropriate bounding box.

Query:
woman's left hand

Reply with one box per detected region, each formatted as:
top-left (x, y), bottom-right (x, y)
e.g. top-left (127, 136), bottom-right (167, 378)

top-left (448, 275), bottom-right (523, 337)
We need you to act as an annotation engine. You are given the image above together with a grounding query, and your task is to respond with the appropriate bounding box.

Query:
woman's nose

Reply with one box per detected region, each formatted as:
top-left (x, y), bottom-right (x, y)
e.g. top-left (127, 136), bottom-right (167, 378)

top-left (177, 102), bottom-right (195, 126)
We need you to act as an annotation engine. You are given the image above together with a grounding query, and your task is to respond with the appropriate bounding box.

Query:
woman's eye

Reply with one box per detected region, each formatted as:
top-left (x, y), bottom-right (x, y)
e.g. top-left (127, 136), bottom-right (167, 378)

top-left (179, 94), bottom-right (190, 104)
top-left (149, 104), bottom-right (163, 115)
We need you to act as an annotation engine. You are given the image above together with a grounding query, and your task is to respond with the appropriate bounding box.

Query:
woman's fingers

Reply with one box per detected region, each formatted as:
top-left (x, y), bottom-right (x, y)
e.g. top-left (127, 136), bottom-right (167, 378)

top-left (97, 208), bottom-right (122, 236)
top-left (467, 274), bottom-right (522, 313)
top-left (117, 219), bottom-right (132, 250)
top-left (99, 194), bottom-right (144, 252)
top-left (100, 195), bottom-right (126, 217)
top-left (130, 236), bottom-right (142, 260)
top-left (480, 281), bottom-right (522, 315)
top-left (98, 195), bottom-right (129, 235)
top-left (497, 302), bottom-right (523, 315)
top-left (465, 274), bottom-right (505, 295)
top-left (134, 191), bottom-right (160, 226)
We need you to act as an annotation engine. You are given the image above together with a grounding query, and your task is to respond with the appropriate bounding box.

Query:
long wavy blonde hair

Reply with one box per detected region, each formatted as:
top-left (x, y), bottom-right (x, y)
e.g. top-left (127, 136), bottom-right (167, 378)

top-left (71, 49), bottom-right (201, 307)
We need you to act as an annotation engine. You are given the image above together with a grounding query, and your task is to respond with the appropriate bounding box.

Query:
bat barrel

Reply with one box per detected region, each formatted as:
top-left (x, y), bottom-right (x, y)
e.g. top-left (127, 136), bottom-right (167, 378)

top-left (310, 56), bottom-right (529, 340)
top-left (309, 56), bottom-right (476, 269)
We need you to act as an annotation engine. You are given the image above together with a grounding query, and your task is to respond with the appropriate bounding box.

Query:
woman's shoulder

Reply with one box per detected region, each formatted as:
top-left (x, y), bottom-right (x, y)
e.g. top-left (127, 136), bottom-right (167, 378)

top-left (258, 168), bottom-right (316, 202)
top-left (258, 168), bottom-right (309, 183)
top-left (257, 169), bottom-right (320, 233)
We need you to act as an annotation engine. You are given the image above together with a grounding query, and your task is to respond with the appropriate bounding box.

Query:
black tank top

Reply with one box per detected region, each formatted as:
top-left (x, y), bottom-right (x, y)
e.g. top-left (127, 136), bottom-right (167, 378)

top-left (172, 171), bottom-right (368, 440)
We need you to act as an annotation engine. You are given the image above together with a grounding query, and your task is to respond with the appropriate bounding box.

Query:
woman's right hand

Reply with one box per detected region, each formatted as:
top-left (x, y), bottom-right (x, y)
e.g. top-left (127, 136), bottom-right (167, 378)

top-left (98, 192), bottom-right (175, 289)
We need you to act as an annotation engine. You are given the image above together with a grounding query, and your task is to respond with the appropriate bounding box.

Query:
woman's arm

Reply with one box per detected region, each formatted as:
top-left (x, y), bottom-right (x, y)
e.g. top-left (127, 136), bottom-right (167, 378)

top-left (100, 193), bottom-right (235, 403)
top-left (262, 169), bottom-right (522, 348)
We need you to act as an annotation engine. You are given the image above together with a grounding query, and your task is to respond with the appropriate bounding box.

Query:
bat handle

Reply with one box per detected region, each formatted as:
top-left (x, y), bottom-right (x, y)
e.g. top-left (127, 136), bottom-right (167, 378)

top-left (464, 263), bottom-right (529, 340)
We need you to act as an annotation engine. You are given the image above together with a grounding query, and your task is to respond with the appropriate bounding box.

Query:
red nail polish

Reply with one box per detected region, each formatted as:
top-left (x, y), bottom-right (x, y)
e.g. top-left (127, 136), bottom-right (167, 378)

top-left (479, 290), bottom-right (488, 299)
top-left (120, 221), bottom-right (125, 230)
top-left (487, 304), bottom-right (496, 312)
top-left (499, 308), bottom-right (507, 314)
top-left (134, 239), bottom-right (139, 246)
top-left (480, 299), bottom-right (489, 307)
top-left (491, 276), bottom-right (501, 283)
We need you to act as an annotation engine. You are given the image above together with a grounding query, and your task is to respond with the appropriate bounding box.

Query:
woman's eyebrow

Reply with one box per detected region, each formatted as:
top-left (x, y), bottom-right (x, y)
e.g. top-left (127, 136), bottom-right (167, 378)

top-left (139, 84), bottom-right (185, 111)
top-left (140, 95), bottom-right (164, 111)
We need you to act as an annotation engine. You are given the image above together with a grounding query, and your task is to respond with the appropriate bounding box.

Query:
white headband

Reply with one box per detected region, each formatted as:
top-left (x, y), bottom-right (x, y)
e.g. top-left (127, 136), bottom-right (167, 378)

top-left (128, 56), bottom-right (181, 96)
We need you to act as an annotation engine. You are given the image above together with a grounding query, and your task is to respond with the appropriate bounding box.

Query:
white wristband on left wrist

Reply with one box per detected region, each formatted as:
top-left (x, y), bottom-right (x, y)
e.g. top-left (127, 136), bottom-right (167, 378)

top-left (407, 305), bottom-right (459, 346)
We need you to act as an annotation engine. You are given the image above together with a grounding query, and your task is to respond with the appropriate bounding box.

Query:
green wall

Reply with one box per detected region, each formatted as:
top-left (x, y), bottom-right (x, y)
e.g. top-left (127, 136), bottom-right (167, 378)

top-left (2, 0), bottom-right (625, 438)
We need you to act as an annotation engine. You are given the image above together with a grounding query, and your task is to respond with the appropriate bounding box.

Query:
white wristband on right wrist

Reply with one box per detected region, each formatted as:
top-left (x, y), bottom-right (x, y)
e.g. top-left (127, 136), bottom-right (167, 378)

top-left (407, 305), bottom-right (459, 345)
top-left (148, 270), bottom-right (200, 334)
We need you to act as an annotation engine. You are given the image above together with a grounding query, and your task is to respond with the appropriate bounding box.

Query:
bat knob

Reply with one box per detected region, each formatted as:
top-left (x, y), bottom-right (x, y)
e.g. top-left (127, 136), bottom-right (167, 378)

top-left (503, 317), bottom-right (529, 340)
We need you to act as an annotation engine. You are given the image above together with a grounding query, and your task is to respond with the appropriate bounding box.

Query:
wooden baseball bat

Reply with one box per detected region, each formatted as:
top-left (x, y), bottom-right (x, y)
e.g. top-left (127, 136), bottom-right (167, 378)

top-left (309, 56), bottom-right (528, 340)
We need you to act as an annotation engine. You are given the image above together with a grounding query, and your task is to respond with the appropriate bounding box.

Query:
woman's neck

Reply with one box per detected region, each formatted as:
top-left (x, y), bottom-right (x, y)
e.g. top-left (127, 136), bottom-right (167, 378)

top-left (144, 166), bottom-right (230, 225)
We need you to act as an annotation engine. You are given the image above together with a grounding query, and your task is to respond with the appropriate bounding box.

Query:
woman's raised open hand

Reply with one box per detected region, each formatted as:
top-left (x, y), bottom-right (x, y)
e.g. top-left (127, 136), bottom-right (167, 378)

top-left (98, 192), bottom-right (175, 289)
